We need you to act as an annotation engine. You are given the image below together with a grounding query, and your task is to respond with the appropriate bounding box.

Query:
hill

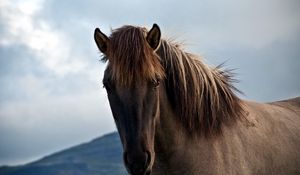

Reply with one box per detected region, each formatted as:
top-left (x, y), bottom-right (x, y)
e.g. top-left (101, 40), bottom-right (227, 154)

top-left (0, 132), bottom-right (127, 175)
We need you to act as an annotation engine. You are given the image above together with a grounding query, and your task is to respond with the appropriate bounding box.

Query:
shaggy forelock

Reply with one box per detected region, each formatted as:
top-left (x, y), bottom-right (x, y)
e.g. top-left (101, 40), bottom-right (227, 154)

top-left (103, 26), bottom-right (165, 87)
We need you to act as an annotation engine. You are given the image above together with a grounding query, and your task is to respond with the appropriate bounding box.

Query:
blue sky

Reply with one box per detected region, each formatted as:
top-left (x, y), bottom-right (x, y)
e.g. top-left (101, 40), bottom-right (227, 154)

top-left (0, 0), bottom-right (300, 166)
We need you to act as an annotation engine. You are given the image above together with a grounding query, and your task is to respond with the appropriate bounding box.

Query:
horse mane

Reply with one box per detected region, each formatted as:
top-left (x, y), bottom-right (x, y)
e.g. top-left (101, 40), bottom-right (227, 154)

top-left (103, 25), bottom-right (245, 137)
top-left (156, 40), bottom-right (245, 137)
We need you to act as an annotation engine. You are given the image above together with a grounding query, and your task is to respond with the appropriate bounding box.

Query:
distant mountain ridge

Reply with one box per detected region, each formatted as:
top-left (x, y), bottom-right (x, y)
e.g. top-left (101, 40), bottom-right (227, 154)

top-left (0, 132), bottom-right (127, 175)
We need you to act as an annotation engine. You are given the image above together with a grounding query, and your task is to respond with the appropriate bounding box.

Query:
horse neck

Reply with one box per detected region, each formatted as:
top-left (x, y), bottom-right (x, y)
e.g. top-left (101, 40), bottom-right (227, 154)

top-left (155, 82), bottom-right (186, 144)
top-left (154, 83), bottom-right (212, 174)
top-left (155, 82), bottom-right (180, 135)
top-left (154, 87), bottom-right (223, 175)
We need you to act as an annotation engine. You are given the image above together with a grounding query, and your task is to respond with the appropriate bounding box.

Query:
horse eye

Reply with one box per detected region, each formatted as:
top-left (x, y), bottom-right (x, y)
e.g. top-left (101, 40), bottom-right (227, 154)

top-left (153, 79), bottom-right (160, 88)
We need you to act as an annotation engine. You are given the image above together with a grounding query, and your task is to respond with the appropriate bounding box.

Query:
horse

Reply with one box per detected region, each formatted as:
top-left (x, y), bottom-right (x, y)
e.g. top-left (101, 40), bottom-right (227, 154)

top-left (94, 24), bottom-right (300, 175)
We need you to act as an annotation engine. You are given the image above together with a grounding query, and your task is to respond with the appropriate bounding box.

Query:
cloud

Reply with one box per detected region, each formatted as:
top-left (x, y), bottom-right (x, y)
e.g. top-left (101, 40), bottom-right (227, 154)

top-left (0, 0), bottom-right (300, 166)
top-left (40, 0), bottom-right (300, 51)
top-left (149, 0), bottom-right (300, 51)
top-left (0, 0), bottom-right (114, 165)
top-left (0, 0), bottom-right (88, 76)
top-left (0, 72), bottom-right (115, 165)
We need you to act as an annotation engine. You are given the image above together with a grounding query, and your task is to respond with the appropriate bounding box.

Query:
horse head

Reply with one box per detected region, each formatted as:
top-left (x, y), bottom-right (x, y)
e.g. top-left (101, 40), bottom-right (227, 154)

top-left (94, 24), bottom-right (163, 175)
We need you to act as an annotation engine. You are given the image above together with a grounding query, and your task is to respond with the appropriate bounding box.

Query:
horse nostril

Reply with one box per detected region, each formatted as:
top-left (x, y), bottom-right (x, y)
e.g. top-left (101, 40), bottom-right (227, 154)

top-left (123, 151), bottom-right (151, 174)
top-left (131, 162), bottom-right (146, 174)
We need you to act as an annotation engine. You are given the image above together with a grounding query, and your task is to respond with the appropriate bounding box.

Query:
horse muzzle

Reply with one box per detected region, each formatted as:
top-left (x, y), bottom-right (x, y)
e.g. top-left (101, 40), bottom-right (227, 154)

top-left (124, 151), bottom-right (152, 175)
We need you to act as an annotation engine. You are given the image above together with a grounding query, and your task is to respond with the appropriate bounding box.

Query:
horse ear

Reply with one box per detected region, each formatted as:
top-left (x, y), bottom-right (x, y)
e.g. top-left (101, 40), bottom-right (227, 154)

top-left (94, 28), bottom-right (109, 54)
top-left (147, 24), bottom-right (161, 50)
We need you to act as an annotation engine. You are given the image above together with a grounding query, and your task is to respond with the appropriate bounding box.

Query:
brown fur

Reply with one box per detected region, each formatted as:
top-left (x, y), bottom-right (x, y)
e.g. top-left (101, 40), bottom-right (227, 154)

top-left (156, 40), bottom-right (245, 136)
top-left (97, 25), bottom-right (300, 175)
top-left (103, 26), bottom-right (165, 87)
top-left (154, 97), bottom-right (300, 175)
top-left (103, 25), bottom-right (244, 136)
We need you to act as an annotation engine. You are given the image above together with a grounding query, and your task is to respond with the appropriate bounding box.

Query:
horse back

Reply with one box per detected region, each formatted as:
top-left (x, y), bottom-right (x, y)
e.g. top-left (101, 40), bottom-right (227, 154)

top-left (270, 96), bottom-right (300, 108)
top-left (240, 98), bottom-right (300, 174)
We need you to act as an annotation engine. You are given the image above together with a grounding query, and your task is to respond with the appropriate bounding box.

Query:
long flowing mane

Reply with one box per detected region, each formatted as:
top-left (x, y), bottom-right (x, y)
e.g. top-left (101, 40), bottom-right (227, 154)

top-left (103, 25), bottom-right (245, 137)
top-left (156, 40), bottom-right (245, 136)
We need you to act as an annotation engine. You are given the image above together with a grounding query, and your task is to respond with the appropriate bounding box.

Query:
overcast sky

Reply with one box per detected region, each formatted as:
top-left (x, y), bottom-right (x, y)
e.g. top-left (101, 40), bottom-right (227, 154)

top-left (0, 0), bottom-right (300, 166)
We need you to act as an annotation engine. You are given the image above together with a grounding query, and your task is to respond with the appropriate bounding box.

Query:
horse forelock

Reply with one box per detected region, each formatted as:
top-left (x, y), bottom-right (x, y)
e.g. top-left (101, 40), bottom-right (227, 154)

top-left (104, 25), bottom-right (165, 87)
